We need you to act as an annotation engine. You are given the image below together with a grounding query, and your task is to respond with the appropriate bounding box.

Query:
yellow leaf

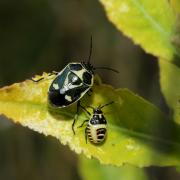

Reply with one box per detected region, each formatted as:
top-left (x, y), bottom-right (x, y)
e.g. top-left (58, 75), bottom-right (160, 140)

top-left (1, 74), bottom-right (180, 167)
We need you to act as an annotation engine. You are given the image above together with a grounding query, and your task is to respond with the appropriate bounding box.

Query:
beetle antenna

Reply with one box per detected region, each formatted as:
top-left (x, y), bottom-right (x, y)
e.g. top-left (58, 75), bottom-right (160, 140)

top-left (100, 101), bottom-right (114, 109)
top-left (94, 67), bottom-right (119, 73)
top-left (87, 36), bottom-right (93, 64)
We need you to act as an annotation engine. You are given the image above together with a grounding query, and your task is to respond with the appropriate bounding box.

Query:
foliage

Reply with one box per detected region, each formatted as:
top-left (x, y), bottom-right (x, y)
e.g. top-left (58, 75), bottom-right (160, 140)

top-left (1, 74), bottom-right (180, 166)
top-left (0, 0), bottom-right (180, 171)
top-left (99, 0), bottom-right (178, 60)
top-left (159, 59), bottom-right (180, 123)
top-left (79, 156), bottom-right (148, 180)
top-left (99, 0), bottom-right (180, 133)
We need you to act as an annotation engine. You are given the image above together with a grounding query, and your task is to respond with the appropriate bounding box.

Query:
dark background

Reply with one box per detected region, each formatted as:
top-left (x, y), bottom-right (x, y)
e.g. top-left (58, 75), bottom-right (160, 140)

top-left (0, 0), bottom-right (179, 179)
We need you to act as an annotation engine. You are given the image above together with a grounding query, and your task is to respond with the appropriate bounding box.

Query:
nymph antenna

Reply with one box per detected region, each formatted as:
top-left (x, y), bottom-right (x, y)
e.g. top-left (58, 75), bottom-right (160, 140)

top-left (100, 101), bottom-right (114, 109)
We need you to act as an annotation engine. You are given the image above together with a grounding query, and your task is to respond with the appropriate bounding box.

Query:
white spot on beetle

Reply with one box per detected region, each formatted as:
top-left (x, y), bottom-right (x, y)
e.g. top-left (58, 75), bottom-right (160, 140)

top-left (60, 88), bottom-right (65, 94)
top-left (53, 83), bottom-right (59, 90)
top-left (72, 76), bottom-right (78, 82)
top-left (99, 114), bottom-right (102, 119)
top-left (65, 95), bottom-right (72, 102)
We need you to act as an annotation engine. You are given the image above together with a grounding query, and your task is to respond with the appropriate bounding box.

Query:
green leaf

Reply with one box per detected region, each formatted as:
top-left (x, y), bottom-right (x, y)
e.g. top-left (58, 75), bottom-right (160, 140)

top-left (159, 59), bottom-right (180, 123)
top-left (99, 0), bottom-right (178, 60)
top-left (79, 156), bottom-right (148, 180)
top-left (1, 73), bottom-right (180, 167)
top-left (171, 16), bottom-right (180, 56)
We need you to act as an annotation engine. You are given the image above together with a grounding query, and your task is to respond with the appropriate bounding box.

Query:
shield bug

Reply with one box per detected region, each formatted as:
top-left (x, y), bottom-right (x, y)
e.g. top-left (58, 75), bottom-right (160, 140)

top-left (78, 101), bottom-right (114, 144)
top-left (31, 37), bottom-right (118, 134)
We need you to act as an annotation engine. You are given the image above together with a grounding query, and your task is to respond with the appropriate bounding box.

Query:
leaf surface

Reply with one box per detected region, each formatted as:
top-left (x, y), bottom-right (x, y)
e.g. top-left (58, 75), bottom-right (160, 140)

top-left (159, 59), bottom-right (180, 123)
top-left (99, 0), bottom-right (178, 60)
top-left (1, 74), bottom-right (180, 166)
top-left (79, 156), bottom-right (148, 180)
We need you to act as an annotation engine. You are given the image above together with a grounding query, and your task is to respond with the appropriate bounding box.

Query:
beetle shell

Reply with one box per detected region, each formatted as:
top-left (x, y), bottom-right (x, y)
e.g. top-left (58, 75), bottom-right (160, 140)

top-left (48, 62), bottom-right (94, 107)
top-left (86, 111), bottom-right (107, 144)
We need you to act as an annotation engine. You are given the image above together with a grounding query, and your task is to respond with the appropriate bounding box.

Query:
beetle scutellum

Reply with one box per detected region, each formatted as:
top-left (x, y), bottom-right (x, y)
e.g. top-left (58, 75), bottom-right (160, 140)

top-left (31, 37), bottom-right (118, 134)
top-left (78, 101), bottom-right (114, 144)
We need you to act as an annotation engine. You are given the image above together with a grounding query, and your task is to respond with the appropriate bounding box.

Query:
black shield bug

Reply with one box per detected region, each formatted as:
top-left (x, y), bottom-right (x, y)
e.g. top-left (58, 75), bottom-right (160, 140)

top-left (31, 37), bottom-right (118, 134)
top-left (78, 101), bottom-right (114, 144)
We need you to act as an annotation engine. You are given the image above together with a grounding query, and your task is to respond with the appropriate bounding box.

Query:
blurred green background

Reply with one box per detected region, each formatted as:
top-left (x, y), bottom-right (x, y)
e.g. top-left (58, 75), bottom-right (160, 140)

top-left (0, 0), bottom-right (180, 179)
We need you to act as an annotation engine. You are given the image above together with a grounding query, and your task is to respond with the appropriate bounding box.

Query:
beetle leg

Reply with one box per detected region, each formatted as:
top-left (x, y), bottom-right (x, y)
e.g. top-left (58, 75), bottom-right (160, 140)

top-left (72, 101), bottom-right (81, 135)
top-left (78, 119), bottom-right (89, 128)
top-left (87, 89), bottom-right (93, 96)
top-left (31, 77), bottom-right (44, 83)
top-left (85, 127), bottom-right (88, 144)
